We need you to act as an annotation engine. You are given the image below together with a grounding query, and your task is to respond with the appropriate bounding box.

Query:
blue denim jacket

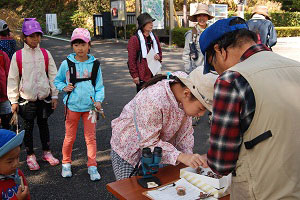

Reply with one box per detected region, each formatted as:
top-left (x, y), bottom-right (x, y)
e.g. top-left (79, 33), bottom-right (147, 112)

top-left (247, 19), bottom-right (277, 48)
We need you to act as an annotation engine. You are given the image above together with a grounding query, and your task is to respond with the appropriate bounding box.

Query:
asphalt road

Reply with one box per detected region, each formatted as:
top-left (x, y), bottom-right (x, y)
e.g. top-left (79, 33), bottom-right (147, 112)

top-left (18, 36), bottom-right (300, 200)
top-left (18, 37), bottom-right (211, 200)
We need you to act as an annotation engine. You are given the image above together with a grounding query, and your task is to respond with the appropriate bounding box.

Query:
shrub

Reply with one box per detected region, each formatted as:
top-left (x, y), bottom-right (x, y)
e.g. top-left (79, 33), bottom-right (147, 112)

top-left (117, 24), bottom-right (137, 39)
top-left (172, 27), bottom-right (192, 48)
top-left (228, 11), bottom-right (300, 27)
top-left (171, 26), bottom-right (300, 47)
top-left (275, 27), bottom-right (300, 37)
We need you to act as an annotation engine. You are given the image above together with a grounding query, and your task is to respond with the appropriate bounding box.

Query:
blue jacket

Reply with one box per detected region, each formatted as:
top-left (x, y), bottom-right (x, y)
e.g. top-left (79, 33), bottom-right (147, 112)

top-left (0, 38), bottom-right (16, 60)
top-left (54, 53), bottom-right (105, 112)
top-left (247, 19), bottom-right (277, 48)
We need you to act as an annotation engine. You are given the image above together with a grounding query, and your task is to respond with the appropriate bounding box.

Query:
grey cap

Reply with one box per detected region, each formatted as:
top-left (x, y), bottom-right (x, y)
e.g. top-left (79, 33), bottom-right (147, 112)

top-left (0, 20), bottom-right (8, 32)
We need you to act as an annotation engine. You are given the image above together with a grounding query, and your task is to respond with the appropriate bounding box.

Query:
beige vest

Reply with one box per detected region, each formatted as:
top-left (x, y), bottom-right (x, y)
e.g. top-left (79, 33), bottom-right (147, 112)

top-left (229, 51), bottom-right (300, 200)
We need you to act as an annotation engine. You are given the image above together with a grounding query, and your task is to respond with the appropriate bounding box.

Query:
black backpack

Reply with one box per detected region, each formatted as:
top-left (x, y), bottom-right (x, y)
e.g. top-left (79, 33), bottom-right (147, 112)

top-left (66, 58), bottom-right (100, 87)
top-left (64, 58), bottom-right (100, 120)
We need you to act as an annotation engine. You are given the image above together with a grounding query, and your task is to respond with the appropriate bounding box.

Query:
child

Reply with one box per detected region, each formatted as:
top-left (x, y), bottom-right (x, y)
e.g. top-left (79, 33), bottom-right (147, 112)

top-left (0, 50), bottom-right (13, 130)
top-left (0, 19), bottom-right (17, 60)
top-left (110, 68), bottom-right (215, 180)
top-left (54, 28), bottom-right (105, 181)
top-left (7, 18), bottom-right (59, 171)
top-left (0, 129), bottom-right (30, 200)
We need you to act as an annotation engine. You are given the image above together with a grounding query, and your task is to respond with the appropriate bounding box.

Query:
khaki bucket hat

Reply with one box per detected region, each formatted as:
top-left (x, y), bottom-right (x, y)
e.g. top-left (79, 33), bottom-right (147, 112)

top-left (189, 3), bottom-right (214, 22)
top-left (177, 67), bottom-right (216, 112)
top-left (252, 6), bottom-right (270, 20)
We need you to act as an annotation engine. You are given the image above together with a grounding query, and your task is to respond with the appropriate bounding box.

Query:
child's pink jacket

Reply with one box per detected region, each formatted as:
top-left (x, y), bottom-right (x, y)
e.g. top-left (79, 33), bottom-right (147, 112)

top-left (7, 43), bottom-right (58, 104)
top-left (111, 75), bottom-right (194, 167)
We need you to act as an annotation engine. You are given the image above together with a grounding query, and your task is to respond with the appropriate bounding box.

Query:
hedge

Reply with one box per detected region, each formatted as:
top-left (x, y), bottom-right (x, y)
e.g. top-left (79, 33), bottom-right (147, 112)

top-left (275, 27), bottom-right (300, 37)
top-left (228, 11), bottom-right (300, 27)
top-left (171, 27), bottom-right (300, 48)
top-left (172, 27), bottom-right (193, 48)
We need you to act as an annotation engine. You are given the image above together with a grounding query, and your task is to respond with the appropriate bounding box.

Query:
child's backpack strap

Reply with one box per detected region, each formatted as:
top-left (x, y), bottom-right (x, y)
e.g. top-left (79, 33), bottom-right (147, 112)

top-left (16, 50), bottom-right (22, 77)
top-left (16, 49), bottom-right (49, 78)
top-left (66, 58), bottom-right (77, 85)
top-left (91, 60), bottom-right (100, 87)
top-left (40, 48), bottom-right (49, 73)
top-left (66, 58), bottom-right (99, 88)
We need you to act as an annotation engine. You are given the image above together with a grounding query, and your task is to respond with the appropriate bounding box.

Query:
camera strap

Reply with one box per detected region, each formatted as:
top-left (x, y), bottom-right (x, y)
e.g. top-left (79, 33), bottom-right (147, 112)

top-left (129, 98), bottom-right (141, 178)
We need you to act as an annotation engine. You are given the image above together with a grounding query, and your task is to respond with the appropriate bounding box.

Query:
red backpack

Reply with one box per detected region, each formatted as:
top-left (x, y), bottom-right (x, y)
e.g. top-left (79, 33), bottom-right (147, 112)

top-left (16, 48), bottom-right (49, 77)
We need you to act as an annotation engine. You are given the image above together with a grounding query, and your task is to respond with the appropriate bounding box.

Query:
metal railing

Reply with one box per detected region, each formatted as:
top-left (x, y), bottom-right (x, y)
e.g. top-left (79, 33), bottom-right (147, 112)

top-left (93, 14), bottom-right (103, 37)
top-left (93, 12), bottom-right (191, 37)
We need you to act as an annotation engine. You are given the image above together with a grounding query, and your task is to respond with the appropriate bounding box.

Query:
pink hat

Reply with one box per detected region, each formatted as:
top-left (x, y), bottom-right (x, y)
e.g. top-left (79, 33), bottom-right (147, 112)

top-left (71, 28), bottom-right (91, 43)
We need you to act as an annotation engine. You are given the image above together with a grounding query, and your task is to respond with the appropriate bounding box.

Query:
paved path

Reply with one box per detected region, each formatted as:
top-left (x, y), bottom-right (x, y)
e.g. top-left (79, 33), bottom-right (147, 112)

top-left (272, 37), bottom-right (300, 62)
top-left (18, 36), bottom-right (300, 199)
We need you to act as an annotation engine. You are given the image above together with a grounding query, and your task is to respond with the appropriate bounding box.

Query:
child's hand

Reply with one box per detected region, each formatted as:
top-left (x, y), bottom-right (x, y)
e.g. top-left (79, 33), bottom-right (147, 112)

top-left (51, 99), bottom-right (58, 109)
top-left (63, 83), bottom-right (75, 92)
top-left (177, 153), bottom-right (208, 169)
top-left (94, 102), bottom-right (102, 111)
top-left (16, 185), bottom-right (29, 200)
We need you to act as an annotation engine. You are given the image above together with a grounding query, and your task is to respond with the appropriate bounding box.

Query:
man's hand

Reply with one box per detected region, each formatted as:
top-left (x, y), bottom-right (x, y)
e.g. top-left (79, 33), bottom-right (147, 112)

top-left (133, 77), bottom-right (140, 85)
top-left (63, 83), bottom-right (75, 92)
top-left (16, 185), bottom-right (29, 200)
top-left (11, 103), bottom-right (19, 113)
top-left (177, 153), bottom-right (208, 169)
top-left (51, 99), bottom-right (58, 110)
top-left (154, 54), bottom-right (160, 60)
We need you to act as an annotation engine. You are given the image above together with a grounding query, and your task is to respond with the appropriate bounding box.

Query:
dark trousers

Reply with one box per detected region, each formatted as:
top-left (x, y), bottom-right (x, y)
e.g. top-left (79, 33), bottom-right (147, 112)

top-left (19, 100), bottom-right (52, 155)
top-left (0, 112), bottom-right (12, 130)
top-left (136, 81), bottom-right (145, 93)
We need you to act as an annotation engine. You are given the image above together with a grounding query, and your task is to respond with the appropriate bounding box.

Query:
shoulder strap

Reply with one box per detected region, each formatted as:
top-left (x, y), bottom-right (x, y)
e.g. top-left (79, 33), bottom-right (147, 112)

top-left (16, 50), bottom-right (22, 77)
top-left (91, 59), bottom-right (100, 87)
top-left (66, 58), bottom-right (77, 85)
top-left (192, 27), bottom-right (198, 43)
top-left (135, 32), bottom-right (141, 46)
top-left (135, 33), bottom-right (142, 63)
top-left (16, 49), bottom-right (49, 77)
top-left (40, 48), bottom-right (49, 72)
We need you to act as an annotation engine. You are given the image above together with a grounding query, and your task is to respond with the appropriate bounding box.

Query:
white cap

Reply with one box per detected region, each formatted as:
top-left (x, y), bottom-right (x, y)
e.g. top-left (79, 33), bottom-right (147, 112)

top-left (0, 20), bottom-right (8, 32)
top-left (177, 67), bottom-right (217, 112)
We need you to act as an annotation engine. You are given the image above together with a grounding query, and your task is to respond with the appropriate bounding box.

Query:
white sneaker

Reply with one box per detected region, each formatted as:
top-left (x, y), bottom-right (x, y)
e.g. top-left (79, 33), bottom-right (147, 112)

top-left (88, 166), bottom-right (101, 181)
top-left (61, 163), bottom-right (72, 178)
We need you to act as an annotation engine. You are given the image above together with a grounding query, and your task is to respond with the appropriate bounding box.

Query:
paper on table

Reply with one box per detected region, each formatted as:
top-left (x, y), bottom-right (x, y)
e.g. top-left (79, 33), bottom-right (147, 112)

top-left (146, 47), bottom-right (162, 76)
top-left (146, 178), bottom-right (216, 200)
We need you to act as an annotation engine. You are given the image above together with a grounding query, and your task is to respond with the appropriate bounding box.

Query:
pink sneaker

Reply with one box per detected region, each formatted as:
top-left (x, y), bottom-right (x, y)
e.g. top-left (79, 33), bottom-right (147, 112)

top-left (42, 151), bottom-right (59, 166)
top-left (27, 155), bottom-right (40, 171)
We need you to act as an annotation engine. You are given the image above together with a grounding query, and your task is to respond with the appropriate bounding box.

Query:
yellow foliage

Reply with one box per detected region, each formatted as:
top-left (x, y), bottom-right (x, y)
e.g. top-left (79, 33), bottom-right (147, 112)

top-left (0, 9), bottom-right (23, 44)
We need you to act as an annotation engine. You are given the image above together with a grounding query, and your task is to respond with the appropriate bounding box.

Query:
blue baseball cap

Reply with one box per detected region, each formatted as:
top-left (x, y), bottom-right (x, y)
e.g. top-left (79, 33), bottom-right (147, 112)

top-left (0, 129), bottom-right (25, 158)
top-left (199, 17), bottom-right (249, 74)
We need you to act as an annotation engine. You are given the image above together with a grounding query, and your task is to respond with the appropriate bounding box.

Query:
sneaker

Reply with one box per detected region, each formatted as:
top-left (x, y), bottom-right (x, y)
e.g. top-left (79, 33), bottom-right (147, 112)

top-left (88, 166), bottom-right (101, 181)
top-left (42, 151), bottom-right (59, 166)
top-left (27, 155), bottom-right (40, 171)
top-left (61, 163), bottom-right (72, 178)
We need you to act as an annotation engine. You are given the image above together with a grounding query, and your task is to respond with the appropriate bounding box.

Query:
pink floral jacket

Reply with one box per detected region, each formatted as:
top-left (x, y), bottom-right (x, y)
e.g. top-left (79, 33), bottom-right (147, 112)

top-left (111, 74), bottom-right (194, 167)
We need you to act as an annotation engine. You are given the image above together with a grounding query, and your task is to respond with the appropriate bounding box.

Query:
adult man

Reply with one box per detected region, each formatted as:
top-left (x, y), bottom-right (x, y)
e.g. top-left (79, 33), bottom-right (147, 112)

top-left (247, 6), bottom-right (277, 49)
top-left (200, 17), bottom-right (300, 199)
